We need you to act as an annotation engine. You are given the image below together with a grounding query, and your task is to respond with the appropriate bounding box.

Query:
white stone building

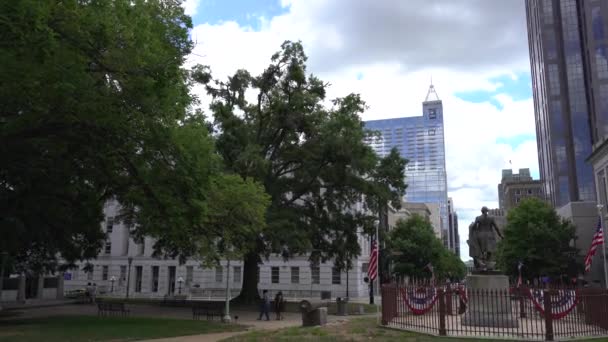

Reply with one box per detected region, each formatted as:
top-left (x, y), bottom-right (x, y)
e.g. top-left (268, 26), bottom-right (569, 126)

top-left (63, 200), bottom-right (373, 300)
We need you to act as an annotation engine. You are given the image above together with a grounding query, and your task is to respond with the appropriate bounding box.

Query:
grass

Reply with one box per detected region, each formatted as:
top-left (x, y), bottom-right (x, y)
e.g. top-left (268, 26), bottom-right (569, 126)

top-left (0, 315), bottom-right (246, 342)
top-left (222, 317), bottom-right (608, 342)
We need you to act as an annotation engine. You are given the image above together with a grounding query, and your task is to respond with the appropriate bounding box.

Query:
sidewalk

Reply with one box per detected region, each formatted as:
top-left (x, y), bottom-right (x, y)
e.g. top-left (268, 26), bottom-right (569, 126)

top-left (140, 311), bottom-right (368, 342)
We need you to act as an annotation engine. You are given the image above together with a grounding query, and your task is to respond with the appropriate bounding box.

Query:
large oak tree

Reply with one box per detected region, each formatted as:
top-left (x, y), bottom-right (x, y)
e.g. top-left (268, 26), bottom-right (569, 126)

top-left (195, 41), bottom-right (407, 303)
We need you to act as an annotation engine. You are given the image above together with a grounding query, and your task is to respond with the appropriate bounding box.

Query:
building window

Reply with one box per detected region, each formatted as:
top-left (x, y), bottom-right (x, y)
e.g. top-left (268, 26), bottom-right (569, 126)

top-left (87, 269), bottom-right (93, 281)
top-left (186, 266), bottom-right (193, 286)
top-left (428, 129), bottom-right (436, 136)
top-left (361, 263), bottom-right (369, 283)
top-left (515, 189), bottom-right (521, 195)
top-left (291, 267), bottom-right (300, 284)
top-left (428, 109), bottom-right (437, 119)
top-left (233, 266), bottom-right (241, 283)
top-left (311, 266), bottom-right (320, 284)
top-left (106, 217), bottom-right (114, 233)
top-left (515, 197), bottom-right (520, 204)
top-left (332, 267), bottom-right (341, 285)
top-left (215, 266), bottom-right (223, 283)
top-left (104, 240), bottom-right (111, 254)
top-left (528, 189), bottom-right (533, 195)
top-left (102, 266), bottom-right (108, 281)
top-left (137, 239), bottom-right (145, 256)
top-left (151, 266), bottom-right (159, 292)
top-left (119, 266), bottom-right (126, 286)
top-left (135, 266), bottom-right (143, 293)
top-left (271, 267), bottom-right (280, 284)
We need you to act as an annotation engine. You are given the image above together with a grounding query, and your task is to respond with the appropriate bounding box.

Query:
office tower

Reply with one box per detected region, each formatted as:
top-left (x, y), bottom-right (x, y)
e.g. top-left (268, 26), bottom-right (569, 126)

top-left (447, 198), bottom-right (460, 257)
top-left (498, 168), bottom-right (544, 211)
top-left (525, 0), bottom-right (608, 207)
top-left (364, 84), bottom-right (449, 243)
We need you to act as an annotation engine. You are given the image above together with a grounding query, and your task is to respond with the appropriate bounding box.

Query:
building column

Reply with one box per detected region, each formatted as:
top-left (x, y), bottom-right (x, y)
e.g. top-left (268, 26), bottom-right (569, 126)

top-left (36, 275), bottom-right (44, 299)
top-left (16, 273), bottom-right (25, 302)
top-left (56, 273), bottom-right (64, 300)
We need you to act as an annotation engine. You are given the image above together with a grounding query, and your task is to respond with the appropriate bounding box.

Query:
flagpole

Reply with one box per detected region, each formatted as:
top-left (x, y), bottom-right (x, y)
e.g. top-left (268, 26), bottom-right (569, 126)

top-left (597, 204), bottom-right (608, 289)
top-left (375, 221), bottom-right (380, 324)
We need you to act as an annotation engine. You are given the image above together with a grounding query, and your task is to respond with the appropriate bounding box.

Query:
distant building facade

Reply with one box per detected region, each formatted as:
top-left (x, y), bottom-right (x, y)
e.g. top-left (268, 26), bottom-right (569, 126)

top-left (447, 198), bottom-right (460, 257)
top-left (63, 200), bottom-right (372, 299)
top-left (498, 168), bottom-right (544, 211)
top-left (387, 201), bottom-right (442, 239)
top-left (364, 85), bottom-right (449, 244)
top-left (525, 0), bottom-right (608, 207)
top-left (587, 138), bottom-right (608, 286)
top-left (488, 208), bottom-right (507, 233)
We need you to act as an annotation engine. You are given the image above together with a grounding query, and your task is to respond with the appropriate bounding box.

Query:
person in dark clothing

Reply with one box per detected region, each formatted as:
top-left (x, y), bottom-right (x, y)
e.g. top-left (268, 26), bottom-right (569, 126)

top-left (274, 291), bottom-right (285, 320)
top-left (257, 289), bottom-right (270, 321)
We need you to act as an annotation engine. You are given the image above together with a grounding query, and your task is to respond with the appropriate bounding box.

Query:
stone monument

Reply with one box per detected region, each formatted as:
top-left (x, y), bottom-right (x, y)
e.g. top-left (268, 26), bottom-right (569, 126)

top-left (463, 206), bottom-right (517, 328)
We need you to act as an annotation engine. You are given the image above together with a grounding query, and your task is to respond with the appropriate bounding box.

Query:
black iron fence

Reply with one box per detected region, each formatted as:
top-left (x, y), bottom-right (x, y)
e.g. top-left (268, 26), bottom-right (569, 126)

top-left (382, 284), bottom-right (608, 341)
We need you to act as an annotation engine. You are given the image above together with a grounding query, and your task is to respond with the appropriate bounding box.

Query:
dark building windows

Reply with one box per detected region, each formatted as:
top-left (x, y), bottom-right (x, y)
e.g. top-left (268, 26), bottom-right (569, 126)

top-left (526, 0), bottom-right (599, 207)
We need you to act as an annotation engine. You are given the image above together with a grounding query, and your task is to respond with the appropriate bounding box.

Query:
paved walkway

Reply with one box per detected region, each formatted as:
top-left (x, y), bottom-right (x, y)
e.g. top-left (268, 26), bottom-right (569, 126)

top-left (2, 302), bottom-right (373, 342)
top-left (140, 311), bottom-right (360, 342)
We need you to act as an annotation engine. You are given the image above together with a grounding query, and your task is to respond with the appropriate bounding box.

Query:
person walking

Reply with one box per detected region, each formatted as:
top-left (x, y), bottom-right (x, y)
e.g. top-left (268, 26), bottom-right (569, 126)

top-left (274, 291), bottom-right (285, 320)
top-left (257, 289), bottom-right (270, 321)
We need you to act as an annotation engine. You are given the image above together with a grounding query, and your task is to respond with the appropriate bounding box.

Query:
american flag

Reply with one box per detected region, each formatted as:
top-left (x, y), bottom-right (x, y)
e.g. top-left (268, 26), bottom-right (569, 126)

top-left (584, 217), bottom-right (604, 273)
top-left (368, 238), bottom-right (378, 281)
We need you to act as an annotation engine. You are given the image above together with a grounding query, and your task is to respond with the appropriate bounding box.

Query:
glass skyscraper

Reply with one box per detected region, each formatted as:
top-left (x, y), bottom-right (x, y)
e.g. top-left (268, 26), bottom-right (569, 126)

top-left (525, 0), bottom-right (608, 207)
top-left (364, 85), bottom-right (449, 243)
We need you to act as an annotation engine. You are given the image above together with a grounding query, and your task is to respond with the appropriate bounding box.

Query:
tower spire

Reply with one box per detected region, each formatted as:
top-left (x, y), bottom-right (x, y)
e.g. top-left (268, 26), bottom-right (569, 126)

top-left (425, 82), bottom-right (440, 102)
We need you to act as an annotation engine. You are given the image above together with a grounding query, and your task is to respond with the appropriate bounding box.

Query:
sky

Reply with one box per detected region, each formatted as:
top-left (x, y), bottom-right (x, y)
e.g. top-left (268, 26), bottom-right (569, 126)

top-left (182, 0), bottom-right (538, 261)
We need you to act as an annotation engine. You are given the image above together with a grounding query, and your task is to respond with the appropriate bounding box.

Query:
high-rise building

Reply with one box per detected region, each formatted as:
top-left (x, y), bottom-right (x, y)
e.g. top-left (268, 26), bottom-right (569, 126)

top-left (498, 168), bottom-right (545, 211)
top-left (447, 198), bottom-right (460, 257)
top-left (525, 0), bottom-right (608, 207)
top-left (364, 84), bottom-right (449, 242)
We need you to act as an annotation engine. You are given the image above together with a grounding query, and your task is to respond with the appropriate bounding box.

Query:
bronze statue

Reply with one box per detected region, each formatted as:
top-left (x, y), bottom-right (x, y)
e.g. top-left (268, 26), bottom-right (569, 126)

top-left (468, 206), bottom-right (503, 271)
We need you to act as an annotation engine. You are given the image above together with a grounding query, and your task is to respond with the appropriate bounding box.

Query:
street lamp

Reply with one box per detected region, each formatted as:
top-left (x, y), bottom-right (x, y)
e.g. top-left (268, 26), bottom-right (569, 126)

top-left (223, 259), bottom-right (232, 323)
top-left (126, 257), bottom-right (133, 299)
top-left (177, 276), bottom-right (184, 295)
top-left (110, 276), bottom-right (116, 293)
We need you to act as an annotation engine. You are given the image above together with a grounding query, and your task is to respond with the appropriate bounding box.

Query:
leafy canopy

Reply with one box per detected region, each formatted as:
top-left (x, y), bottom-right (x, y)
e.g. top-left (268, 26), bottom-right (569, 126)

top-left (194, 41), bottom-right (407, 301)
top-left (0, 0), bottom-right (268, 272)
top-left (388, 214), bottom-right (466, 280)
top-left (496, 198), bottom-right (579, 279)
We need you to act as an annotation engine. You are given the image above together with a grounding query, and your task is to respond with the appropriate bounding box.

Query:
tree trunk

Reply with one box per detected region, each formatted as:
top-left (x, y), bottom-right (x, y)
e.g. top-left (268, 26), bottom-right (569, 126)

top-left (0, 254), bottom-right (5, 310)
top-left (234, 252), bottom-right (261, 304)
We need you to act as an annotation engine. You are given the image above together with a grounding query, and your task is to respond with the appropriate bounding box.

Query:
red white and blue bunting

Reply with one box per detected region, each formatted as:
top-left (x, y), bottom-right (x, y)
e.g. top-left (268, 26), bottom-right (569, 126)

top-left (400, 287), bottom-right (438, 315)
top-left (528, 289), bottom-right (578, 320)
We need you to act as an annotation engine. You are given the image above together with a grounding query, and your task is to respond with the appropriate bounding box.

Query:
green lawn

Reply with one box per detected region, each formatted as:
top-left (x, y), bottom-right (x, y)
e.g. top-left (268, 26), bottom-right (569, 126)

top-left (222, 317), bottom-right (608, 342)
top-left (0, 315), bottom-right (245, 342)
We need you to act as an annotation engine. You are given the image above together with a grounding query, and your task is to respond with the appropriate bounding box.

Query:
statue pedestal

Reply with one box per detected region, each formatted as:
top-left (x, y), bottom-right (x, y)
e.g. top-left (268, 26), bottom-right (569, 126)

top-left (462, 273), bottom-right (518, 328)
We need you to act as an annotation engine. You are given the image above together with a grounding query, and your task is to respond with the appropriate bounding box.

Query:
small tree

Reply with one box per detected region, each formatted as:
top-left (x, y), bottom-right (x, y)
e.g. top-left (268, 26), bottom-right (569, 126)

top-left (496, 198), bottom-right (579, 280)
top-left (389, 214), bottom-right (464, 281)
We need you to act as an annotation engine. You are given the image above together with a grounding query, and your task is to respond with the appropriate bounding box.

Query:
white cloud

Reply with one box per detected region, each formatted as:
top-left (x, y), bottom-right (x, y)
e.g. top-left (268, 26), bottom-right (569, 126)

top-left (182, 0), bottom-right (202, 16)
top-left (186, 0), bottom-right (538, 261)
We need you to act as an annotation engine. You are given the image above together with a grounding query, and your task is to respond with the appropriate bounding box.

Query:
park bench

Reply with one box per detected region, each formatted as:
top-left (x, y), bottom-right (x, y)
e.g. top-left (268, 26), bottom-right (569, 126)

top-left (192, 302), bottom-right (225, 321)
top-left (97, 302), bottom-right (129, 317)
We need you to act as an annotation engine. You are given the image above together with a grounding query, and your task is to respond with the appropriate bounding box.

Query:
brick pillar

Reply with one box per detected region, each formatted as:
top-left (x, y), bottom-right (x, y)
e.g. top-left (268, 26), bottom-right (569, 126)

top-left (36, 275), bottom-right (44, 299)
top-left (16, 274), bottom-right (25, 302)
top-left (56, 273), bottom-right (64, 299)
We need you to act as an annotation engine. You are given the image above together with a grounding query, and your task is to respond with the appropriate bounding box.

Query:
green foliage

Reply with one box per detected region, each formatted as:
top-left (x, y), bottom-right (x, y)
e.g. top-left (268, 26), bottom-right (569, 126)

top-left (496, 198), bottom-right (579, 279)
top-left (0, 1), bottom-right (267, 272)
top-left (196, 41), bottom-right (407, 300)
top-left (389, 214), bottom-right (465, 280)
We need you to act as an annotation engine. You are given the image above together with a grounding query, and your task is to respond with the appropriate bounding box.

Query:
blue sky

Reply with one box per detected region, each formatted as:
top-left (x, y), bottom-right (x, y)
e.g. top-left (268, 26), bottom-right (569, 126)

top-left (190, 0), bottom-right (287, 29)
top-left (454, 73), bottom-right (533, 110)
